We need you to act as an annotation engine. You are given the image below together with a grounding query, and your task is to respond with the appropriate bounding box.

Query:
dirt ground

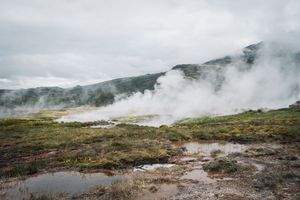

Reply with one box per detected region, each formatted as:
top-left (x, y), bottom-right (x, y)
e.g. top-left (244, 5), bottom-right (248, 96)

top-left (134, 142), bottom-right (300, 200)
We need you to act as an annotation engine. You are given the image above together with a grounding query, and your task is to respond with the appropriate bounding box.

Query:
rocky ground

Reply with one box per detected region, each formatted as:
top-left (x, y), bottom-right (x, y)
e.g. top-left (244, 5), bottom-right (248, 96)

top-left (171, 143), bottom-right (300, 200)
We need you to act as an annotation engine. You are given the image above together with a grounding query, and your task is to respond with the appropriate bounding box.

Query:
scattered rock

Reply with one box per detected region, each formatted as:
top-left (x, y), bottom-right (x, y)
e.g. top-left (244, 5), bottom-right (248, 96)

top-left (149, 185), bottom-right (158, 193)
top-left (278, 155), bottom-right (297, 161)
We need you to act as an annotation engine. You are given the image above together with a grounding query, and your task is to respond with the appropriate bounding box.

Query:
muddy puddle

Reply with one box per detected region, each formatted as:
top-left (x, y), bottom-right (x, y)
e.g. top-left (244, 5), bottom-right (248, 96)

top-left (0, 171), bottom-right (123, 200)
top-left (180, 168), bottom-right (215, 183)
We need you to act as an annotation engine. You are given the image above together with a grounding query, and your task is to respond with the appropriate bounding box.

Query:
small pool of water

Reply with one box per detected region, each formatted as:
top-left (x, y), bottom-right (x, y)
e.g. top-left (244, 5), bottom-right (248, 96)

top-left (181, 141), bottom-right (247, 156)
top-left (0, 171), bottom-right (123, 200)
top-left (180, 168), bottom-right (215, 184)
top-left (133, 164), bottom-right (175, 172)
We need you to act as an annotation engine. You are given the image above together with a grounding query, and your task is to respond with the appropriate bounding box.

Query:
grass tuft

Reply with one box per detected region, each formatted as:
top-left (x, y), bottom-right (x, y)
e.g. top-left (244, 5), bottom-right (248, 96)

top-left (203, 159), bottom-right (240, 173)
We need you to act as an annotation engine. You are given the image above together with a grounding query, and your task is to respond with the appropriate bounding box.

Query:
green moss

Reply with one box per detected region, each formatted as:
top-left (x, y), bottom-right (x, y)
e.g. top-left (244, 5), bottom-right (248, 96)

top-left (203, 159), bottom-right (240, 173)
top-left (166, 131), bottom-right (190, 141)
top-left (177, 108), bottom-right (300, 142)
top-left (193, 130), bottom-right (212, 140)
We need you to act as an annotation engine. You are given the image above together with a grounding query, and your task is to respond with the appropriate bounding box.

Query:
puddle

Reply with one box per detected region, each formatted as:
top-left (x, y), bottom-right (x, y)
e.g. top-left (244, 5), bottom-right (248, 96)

top-left (137, 184), bottom-right (178, 200)
top-left (133, 164), bottom-right (175, 172)
top-left (181, 141), bottom-right (247, 156)
top-left (180, 169), bottom-right (215, 184)
top-left (0, 171), bottom-right (123, 200)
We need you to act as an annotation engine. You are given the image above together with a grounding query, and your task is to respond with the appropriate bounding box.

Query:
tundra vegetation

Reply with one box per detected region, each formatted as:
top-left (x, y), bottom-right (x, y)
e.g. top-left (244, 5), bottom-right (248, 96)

top-left (0, 108), bottom-right (299, 178)
top-left (0, 107), bottom-right (299, 199)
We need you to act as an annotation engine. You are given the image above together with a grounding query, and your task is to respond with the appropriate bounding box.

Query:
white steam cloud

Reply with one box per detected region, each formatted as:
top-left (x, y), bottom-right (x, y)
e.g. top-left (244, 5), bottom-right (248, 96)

top-left (59, 43), bottom-right (300, 126)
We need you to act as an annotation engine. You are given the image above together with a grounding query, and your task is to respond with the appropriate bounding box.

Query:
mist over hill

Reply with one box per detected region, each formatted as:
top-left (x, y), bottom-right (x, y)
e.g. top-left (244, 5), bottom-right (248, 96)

top-left (1, 41), bottom-right (300, 120)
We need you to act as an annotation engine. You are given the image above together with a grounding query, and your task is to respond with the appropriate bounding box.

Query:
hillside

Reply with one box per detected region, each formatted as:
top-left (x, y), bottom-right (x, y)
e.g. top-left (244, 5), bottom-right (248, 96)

top-left (1, 41), bottom-right (299, 114)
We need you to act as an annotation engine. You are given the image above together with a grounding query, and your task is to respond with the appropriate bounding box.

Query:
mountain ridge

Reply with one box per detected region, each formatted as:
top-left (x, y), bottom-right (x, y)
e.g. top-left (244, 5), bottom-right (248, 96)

top-left (1, 41), bottom-right (297, 112)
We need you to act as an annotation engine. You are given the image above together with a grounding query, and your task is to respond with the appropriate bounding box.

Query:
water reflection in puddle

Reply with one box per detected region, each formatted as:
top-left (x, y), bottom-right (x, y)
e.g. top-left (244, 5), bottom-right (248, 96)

top-left (181, 142), bottom-right (247, 156)
top-left (181, 169), bottom-right (215, 183)
top-left (178, 141), bottom-right (247, 183)
top-left (134, 164), bottom-right (175, 172)
top-left (1, 171), bottom-right (122, 200)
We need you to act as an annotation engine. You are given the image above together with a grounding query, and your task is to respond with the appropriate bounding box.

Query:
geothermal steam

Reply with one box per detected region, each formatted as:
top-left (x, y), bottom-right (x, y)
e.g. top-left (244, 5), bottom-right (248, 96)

top-left (59, 43), bottom-right (300, 126)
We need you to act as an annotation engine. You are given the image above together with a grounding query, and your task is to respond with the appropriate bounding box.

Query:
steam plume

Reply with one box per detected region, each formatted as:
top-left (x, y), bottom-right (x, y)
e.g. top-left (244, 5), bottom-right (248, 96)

top-left (59, 42), bottom-right (300, 126)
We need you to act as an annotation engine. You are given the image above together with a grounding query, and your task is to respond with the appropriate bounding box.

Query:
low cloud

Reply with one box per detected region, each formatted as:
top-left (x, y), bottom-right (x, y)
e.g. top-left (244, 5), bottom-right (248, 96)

top-left (1, 0), bottom-right (300, 89)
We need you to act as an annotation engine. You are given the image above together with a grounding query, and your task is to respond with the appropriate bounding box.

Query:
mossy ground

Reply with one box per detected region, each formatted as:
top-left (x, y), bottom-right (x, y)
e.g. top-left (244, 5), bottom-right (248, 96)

top-left (0, 108), bottom-right (299, 178)
top-left (177, 108), bottom-right (300, 143)
top-left (203, 159), bottom-right (240, 173)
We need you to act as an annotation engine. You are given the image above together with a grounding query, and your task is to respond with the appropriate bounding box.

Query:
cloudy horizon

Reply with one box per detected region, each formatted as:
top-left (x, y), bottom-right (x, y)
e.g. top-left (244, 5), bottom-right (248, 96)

top-left (1, 0), bottom-right (300, 89)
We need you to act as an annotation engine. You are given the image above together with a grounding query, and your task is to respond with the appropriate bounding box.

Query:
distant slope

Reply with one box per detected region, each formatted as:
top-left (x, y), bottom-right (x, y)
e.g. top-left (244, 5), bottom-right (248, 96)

top-left (1, 41), bottom-right (297, 111)
top-left (0, 72), bottom-right (164, 109)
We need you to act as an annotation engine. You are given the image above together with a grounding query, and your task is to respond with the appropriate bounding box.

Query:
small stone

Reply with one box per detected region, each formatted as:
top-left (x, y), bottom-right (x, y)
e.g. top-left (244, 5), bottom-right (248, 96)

top-left (149, 185), bottom-right (158, 193)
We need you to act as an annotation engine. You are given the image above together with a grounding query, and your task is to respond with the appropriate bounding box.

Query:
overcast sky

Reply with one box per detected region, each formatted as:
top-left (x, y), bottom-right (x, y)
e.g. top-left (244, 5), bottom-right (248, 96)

top-left (0, 0), bottom-right (299, 89)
